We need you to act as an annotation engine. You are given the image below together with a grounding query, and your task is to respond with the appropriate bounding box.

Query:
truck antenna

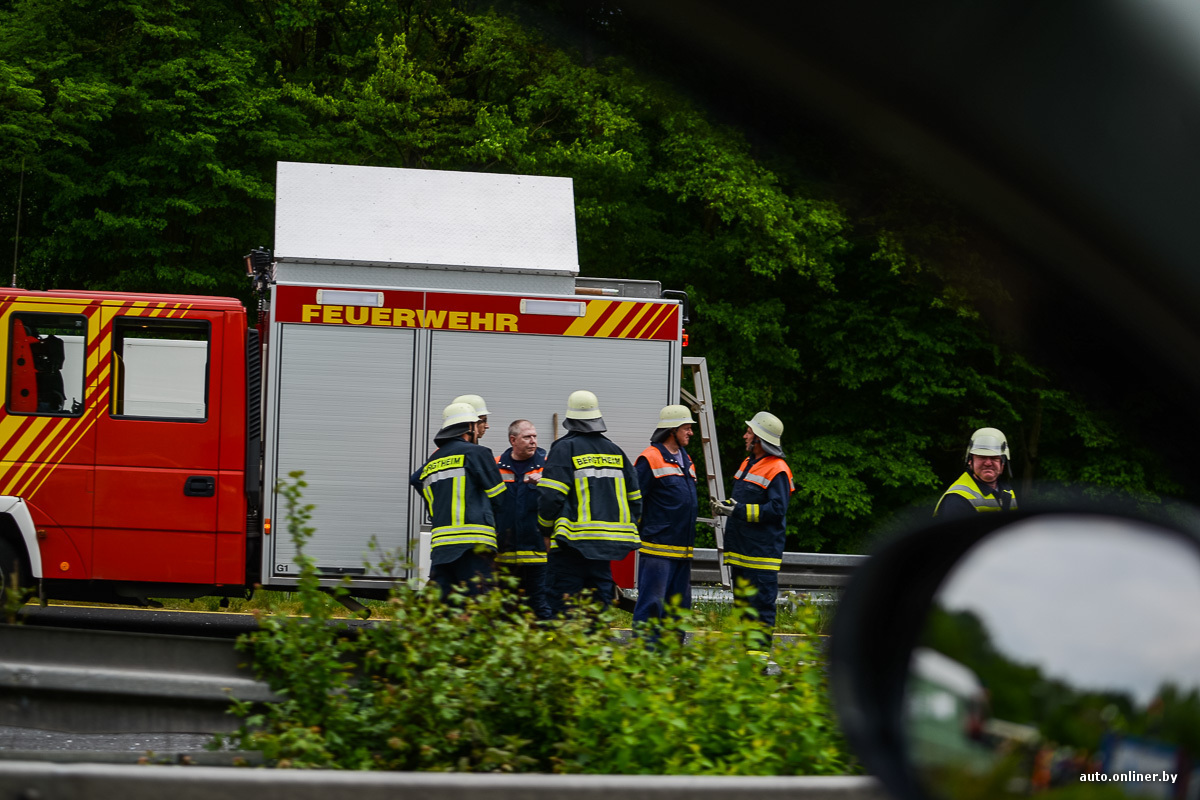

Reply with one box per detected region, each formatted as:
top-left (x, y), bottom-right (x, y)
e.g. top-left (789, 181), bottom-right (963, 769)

top-left (11, 157), bottom-right (24, 289)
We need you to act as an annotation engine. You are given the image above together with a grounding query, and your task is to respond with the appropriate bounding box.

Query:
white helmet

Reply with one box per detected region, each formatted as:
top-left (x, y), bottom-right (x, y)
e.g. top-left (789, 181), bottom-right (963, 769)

top-left (965, 427), bottom-right (1010, 463)
top-left (442, 402), bottom-right (481, 428)
top-left (452, 394), bottom-right (490, 417)
top-left (657, 404), bottom-right (696, 429)
top-left (565, 390), bottom-right (602, 420)
top-left (745, 411), bottom-right (783, 447)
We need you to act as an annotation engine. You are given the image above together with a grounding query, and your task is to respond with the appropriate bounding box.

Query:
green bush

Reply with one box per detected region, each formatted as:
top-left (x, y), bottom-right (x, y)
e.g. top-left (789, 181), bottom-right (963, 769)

top-left (222, 474), bottom-right (852, 774)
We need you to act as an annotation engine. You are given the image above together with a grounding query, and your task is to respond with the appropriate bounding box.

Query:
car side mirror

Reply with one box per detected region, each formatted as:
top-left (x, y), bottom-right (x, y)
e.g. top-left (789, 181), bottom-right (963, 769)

top-left (831, 503), bottom-right (1200, 800)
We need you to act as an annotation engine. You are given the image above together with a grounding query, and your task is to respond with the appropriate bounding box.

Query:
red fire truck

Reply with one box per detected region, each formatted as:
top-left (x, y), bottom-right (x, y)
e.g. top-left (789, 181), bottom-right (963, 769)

top-left (0, 162), bottom-right (700, 606)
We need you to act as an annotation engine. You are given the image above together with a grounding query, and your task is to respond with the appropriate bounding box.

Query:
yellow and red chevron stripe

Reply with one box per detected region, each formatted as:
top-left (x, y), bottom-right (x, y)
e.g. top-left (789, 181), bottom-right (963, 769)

top-left (562, 298), bottom-right (678, 339)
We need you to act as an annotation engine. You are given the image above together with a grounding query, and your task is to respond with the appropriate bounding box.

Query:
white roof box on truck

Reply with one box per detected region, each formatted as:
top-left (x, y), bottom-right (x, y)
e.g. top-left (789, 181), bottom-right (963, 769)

top-left (273, 161), bottom-right (579, 294)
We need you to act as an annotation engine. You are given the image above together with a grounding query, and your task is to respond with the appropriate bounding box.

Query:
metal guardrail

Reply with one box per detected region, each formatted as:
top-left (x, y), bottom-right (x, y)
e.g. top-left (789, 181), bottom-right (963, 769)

top-left (689, 549), bottom-right (868, 591)
top-left (0, 625), bottom-right (277, 734)
top-left (0, 762), bottom-right (888, 800)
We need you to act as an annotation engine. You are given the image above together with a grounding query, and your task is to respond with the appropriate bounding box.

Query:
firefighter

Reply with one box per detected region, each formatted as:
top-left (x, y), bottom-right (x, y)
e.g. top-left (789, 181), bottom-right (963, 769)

top-left (452, 394), bottom-right (491, 442)
top-left (934, 427), bottom-right (1018, 518)
top-left (494, 419), bottom-right (551, 619)
top-left (410, 402), bottom-right (507, 599)
top-left (713, 411), bottom-right (795, 648)
top-left (538, 390), bottom-right (642, 615)
top-left (632, 405), bottom-right (699, 628)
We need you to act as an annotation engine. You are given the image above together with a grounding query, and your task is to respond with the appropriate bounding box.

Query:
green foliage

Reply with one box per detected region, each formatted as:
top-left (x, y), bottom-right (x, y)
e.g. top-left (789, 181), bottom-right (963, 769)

top-left (1130, 684), bottom-right (1200, 757)
top-left (0, 0), bottom-right (285, 293)
top-left (0, 0), bottom-right (1189, 553)
top-left (1, 557), bottom-right (31, 625)
top-left (224, 473), bottom-right (851, 774)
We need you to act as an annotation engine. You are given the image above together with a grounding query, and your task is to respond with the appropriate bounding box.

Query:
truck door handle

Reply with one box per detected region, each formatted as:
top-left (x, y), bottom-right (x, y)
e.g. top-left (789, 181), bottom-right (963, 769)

top-left (184, 476), bottom-right (216, 497)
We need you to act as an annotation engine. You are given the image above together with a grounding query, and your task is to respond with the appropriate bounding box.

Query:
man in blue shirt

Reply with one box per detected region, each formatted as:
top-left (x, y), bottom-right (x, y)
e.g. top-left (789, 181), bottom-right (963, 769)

top-left (632, 405), bottom-right (699, 628)
top-left (494, 419), bottom-right (551, 618)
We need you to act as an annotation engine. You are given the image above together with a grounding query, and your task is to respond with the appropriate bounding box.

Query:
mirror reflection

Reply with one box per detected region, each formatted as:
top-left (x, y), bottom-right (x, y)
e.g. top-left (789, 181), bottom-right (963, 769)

top-left (905, 515), bottom-right (1200, 799)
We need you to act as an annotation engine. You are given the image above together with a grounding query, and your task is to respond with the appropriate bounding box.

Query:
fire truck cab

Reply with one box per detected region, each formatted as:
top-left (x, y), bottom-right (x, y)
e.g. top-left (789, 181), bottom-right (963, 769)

top-left (0, 289), bottom-right (251, 602)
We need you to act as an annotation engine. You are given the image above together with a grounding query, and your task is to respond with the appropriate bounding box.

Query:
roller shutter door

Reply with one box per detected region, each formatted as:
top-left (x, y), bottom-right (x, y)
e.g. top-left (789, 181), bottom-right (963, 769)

top-left (270, 324), bottom-right (416, 577)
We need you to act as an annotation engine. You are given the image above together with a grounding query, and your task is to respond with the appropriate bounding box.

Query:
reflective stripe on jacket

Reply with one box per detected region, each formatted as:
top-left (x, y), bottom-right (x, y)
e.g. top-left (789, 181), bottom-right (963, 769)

top-left (933, 471), bottom-right (1018, 517)
top-left (495, 446), bottom-right (548, 565)
top-left (537, 431), bottom-right (642, 560)
top-left (724, 454), bottom-right (794, 572)
top-left (635, 443), bottom-right (698, 560)
top-left (410, 439), bottom-right (506, 566)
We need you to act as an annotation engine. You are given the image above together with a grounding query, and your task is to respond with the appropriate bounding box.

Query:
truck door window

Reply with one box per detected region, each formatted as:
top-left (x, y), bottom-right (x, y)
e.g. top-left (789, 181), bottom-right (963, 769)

top-left (110, 319), bottom-right (209, 421)
top-left (7, 313), bottom-right (87, 416)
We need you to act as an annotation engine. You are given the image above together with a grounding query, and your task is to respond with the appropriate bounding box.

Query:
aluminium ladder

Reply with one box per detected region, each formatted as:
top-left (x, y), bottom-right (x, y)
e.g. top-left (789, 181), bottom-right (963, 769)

top-left (681, 357), bottom-right (731, 588)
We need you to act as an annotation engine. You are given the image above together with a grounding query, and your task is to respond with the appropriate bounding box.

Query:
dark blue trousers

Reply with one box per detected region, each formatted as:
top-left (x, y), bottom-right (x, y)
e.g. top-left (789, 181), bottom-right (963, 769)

top-left (730, 565), bottom-right (778, 628)
top-left (498, 562), bottom-right (552, 620)
top-left (546, 545), bottom-right (615, 616)
top-left (632, 555), bottom-right (692, 624)
top-left (430, 551), bottom-right (493, 599)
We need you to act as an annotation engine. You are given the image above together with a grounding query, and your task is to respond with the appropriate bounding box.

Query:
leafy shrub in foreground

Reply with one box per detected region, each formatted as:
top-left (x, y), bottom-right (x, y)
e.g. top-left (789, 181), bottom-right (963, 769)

top-left (222, 474), bottom-right (851, 774)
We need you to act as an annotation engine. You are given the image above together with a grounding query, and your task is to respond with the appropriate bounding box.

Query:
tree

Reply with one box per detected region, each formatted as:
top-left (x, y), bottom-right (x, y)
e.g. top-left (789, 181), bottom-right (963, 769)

top-left (0, 0), bottom-right (1187, 553)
